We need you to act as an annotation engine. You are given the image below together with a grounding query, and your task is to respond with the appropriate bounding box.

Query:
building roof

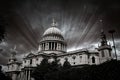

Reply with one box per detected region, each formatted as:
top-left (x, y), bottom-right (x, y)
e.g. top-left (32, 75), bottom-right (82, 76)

top-left (43, 18), bottom-right (63, 37)
top-left (43, 27), bottom-right (62, 37)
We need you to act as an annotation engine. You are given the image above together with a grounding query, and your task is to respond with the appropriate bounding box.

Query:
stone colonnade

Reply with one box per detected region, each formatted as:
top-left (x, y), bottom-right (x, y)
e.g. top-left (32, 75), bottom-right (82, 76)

top-left (41, 42), bottom-right (66, 51)
top-left (19, 68), bottom-right (33, 80)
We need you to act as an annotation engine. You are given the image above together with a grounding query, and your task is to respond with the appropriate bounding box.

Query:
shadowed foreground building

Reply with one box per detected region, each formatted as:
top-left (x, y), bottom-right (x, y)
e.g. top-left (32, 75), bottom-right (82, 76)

top-left (6, 20), bottom-right (113, 80)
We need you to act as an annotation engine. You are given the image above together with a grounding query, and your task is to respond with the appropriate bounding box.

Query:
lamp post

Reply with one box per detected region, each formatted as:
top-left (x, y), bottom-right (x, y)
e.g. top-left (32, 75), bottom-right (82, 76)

top-left (108, 30), bottom-right (117, 60)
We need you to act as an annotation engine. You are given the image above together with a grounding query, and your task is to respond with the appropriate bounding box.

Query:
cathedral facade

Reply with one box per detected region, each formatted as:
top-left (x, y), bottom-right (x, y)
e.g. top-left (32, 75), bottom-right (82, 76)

top-left (6, 20), bottom-right (112, 80)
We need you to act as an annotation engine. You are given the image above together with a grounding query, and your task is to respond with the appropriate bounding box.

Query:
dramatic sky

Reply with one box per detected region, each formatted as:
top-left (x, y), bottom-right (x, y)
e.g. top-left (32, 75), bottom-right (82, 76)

top-left (0, 0), bottom-right (120, 65)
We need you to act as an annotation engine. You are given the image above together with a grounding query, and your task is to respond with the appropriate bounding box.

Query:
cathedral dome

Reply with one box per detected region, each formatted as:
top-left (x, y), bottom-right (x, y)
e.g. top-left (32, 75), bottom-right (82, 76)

top-left (41, 27), bottom-right (64, 41)
top-left (43, 27), bottom-right (62, 37)
top-left (41, 19), bottom-right (64, 41)
top-left (39, 19), bottom-right (67, 54)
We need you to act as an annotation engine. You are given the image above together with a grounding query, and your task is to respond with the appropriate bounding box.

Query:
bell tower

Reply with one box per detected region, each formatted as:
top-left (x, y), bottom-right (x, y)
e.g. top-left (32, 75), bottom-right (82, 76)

top-left (97, 30), bottom-right (112, 63)
top-left (6, 46), bottom-right (21, 80)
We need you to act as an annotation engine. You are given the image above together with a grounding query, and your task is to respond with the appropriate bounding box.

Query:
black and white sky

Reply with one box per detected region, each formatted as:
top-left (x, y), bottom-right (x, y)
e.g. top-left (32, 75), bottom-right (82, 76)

top-left (0, 0), bottom-right (120, 65)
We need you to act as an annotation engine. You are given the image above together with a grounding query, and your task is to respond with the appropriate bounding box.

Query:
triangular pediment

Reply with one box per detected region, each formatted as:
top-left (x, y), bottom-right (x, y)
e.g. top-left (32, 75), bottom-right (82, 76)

top-left (49, 53), bottom-right (57, 56)
top-left (26, 53), bottom-right (35, 58)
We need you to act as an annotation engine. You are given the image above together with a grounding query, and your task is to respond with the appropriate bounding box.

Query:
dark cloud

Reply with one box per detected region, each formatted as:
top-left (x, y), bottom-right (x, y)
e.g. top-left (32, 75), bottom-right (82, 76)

top-left (0, 0), bottom-right (120, 65)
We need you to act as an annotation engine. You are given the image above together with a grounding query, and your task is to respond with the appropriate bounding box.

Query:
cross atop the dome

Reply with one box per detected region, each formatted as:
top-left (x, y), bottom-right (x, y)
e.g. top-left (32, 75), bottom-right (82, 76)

top-left (51, 18), bottom-right (57, 27)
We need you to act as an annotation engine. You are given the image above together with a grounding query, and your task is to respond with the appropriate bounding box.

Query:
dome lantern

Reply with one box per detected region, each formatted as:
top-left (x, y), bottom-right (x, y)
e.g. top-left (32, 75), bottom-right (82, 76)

top-left (51, 18), bottom-right (57, 27)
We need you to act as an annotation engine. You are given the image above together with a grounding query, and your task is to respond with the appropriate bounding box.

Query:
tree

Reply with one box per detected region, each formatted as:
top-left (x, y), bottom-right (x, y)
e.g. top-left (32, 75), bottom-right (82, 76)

top-left (44, 57), bottom-right (62, 80)
top-left (42, 60), bottom-right (120, 80)
top-left (32, 58), bottom-right (51, 80)
top-left (62, 58), bottom-right (71, 69)
top-left (0, 65), bottom-right (12, 80)
top-left (49, 58), bottom-right (62, 72)
top-left (32, 57), bottom-right (62, 80)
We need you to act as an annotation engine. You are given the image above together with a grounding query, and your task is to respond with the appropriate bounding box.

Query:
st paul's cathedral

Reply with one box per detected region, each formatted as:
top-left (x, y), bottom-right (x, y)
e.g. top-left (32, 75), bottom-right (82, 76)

top-left (6, 19), bottom-right (113, 80)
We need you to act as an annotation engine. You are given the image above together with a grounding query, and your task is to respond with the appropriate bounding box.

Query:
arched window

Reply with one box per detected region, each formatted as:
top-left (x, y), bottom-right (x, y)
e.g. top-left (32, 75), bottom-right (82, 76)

top-left (92, 57), bottom-right (95, 63)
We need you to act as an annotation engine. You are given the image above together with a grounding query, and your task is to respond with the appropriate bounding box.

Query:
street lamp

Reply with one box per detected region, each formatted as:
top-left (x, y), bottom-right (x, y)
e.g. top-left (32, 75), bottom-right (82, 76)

top-left (108, 30), bottom-right (117, 60)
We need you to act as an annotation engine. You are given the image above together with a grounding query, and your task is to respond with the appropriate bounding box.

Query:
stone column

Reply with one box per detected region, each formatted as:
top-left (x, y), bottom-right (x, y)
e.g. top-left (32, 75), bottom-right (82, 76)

top-left (45, 43), bottom-right (47, 50)
top-left (26, 70), bottom-right (28, 80)
top-left (49, 42), bottom-right (51, 50)
top-left (61, 43), bottom-right (62, 51)
top-left (44, 43), bottom-right (45, 50)
top-left (62, 44), bottom-right (64, 51)
top-left (64, 44), bottom-right (66, 51)
top-left (57, 43), bottom-right (58, 50)
top-left (62, 44), bottom-right (63, 51)
top-left (20, 71), bottom-right (23, 80)
top-left (47, 42), bottom-right (49, 50)
top-left (12, 73), bottom-right (17, 80)
top-left (59, 43), bottom-right (61, 50)
top-left (21, 71), bottom-right (24, 80)
top-left (46, 43), bottom-right (48, 50)
top-left (54, 42), bottom-right (55, 50)
top-left (23, 71), bottom-right (25, 80)
top-left (28, 69), bottom-right (31, 80)
top-left (22, 71), bottom-right (24, 80)
top-left (56, 43), bottom-right (58, 50)
top-left (19, 72), bottom-right (21, 80)
top-left (41, 43), bottom-right (43, 50)
top-left (51, 42), bottom-right (52, 50)
top-left (63, 44), bottom-right (64, 51)
top-left (24, 70), bottom-right (26, 80)
top-left (65, 45), bottom-right (66, 51)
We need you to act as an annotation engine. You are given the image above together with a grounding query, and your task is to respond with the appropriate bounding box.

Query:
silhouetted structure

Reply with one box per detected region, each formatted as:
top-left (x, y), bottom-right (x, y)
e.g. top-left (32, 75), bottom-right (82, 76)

top-left (109, 30), bottom-right (117, 60)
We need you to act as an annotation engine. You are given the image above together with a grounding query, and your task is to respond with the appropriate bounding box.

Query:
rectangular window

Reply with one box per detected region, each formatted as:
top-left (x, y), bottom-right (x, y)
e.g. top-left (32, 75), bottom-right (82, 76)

top-left (101, 51), bottom-right (105, 57)
top-left (80, 56), bottom-right (82, 63)
top-left (109, 51), bottom-right (111, 57)
top-left (30, 59), bottom-right (32, 64)
top-left (36, 58), bottom-right (38, 61)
